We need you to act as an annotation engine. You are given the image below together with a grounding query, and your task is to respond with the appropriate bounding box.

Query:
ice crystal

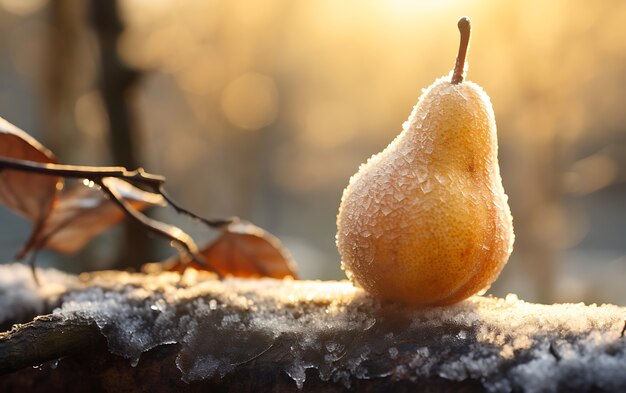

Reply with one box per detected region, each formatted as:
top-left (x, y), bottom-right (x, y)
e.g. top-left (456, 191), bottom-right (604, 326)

top-left (1, 263), bottom-right (625, 392)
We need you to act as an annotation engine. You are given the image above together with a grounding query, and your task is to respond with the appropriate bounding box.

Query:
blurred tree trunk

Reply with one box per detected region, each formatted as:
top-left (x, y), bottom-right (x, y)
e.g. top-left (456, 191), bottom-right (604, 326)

top-left (43, 0), bottom-right (102, 272)
top-left (44, 0), bottom-right (84, 160)
top-left (88, 0), bottom-right (153, 270)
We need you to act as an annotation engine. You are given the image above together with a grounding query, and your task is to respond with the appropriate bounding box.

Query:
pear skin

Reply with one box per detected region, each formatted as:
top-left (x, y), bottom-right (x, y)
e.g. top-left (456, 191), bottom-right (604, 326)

top-left (336, 18), bottom-right (514, 306)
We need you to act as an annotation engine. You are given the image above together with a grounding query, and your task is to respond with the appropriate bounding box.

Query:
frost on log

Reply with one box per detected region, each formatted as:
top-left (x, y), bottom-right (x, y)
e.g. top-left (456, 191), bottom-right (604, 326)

top-left (0, 264), bottom-right (626, 393)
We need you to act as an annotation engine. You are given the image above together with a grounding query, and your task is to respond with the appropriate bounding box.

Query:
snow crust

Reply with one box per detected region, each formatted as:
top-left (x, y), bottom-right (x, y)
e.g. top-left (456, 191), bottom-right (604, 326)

top-left (0, 263), bottom-right (78, 325)
top-left (2, 263), bottom-right (626, 392)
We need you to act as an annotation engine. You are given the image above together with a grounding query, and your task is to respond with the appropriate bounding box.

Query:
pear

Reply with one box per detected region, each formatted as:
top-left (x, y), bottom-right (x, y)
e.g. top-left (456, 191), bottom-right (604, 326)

top-left (336, 17), bottom-right (514, 306)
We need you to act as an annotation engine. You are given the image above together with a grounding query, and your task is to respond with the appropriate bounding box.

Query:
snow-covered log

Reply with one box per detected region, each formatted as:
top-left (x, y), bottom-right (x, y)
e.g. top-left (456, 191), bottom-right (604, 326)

top-left (0, 263), bottom-right (625, 393)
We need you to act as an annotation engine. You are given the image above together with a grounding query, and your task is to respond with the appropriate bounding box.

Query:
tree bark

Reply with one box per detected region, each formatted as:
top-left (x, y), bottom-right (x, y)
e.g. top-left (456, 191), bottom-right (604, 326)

top-left (0, 316), bottom-right (481, 393)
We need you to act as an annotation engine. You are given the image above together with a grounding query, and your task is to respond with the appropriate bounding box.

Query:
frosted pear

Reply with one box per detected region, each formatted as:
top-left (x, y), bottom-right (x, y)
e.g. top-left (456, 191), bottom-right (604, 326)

top-left (336, 18), bottom-right (514, 306)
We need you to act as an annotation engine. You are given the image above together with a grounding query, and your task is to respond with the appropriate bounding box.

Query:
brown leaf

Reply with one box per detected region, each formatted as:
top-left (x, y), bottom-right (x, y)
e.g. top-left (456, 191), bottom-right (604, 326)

top-left (33, 177), bottom-right (165, 254)
top-left (173, 220), bottom-right (298, 279)
top-left (0, 117), bottom-right (61, 224)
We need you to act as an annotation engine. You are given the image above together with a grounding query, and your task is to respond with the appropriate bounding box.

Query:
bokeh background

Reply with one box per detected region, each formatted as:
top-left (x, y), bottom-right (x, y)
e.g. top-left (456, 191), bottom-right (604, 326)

top-left (1, 0), bottom-right (625, 305)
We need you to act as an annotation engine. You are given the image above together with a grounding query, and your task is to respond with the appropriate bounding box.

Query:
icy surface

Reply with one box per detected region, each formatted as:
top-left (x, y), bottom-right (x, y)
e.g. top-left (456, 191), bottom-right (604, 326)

top-left (0, 263), bottom-right (78, 325)
top-left (2, 264), bottom-right (626, 392)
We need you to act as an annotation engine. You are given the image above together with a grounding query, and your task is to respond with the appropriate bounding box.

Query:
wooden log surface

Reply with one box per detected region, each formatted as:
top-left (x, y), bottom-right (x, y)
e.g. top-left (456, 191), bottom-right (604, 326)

top-left (0, 316), bottom-right (481, 393)
top-left (0, 263), bottom-right (625, 392)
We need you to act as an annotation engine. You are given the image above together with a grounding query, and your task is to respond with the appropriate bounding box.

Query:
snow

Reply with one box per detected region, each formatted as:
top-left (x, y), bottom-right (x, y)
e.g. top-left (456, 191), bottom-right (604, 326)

top-left (0, 263), bottom-right (78, 325)
top-left (1, 263), bottom-right (626, 392)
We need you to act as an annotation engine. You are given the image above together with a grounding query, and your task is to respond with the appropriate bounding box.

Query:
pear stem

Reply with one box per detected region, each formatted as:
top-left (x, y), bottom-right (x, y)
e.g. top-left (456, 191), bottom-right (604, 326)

top-left (451, 17), bottom-right (471, 84)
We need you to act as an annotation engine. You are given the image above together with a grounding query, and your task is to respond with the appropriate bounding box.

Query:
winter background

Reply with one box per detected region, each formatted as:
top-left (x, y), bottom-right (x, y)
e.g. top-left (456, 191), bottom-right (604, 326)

top-left (0, 0), bottom-right (625, 305)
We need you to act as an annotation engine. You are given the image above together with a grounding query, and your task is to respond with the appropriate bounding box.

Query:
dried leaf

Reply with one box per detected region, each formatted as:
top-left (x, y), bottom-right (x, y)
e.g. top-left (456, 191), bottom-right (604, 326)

top-left (34, 177), bottom-right (165, 254)
top-left (173, 220), bottom-right (297, 279)
top-left (0, 117), bottom-right (61, 224)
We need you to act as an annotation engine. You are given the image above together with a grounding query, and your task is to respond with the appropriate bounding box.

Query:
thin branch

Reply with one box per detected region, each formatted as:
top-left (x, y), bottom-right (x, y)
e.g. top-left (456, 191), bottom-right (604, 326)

top-left (96, 179), bottom-right (194, 253)
top-left (1, 156), bottom-right (232, 277)
top-left (0, 157), bottom-right (164, 186)
top-left (0, 157), bottom-right (233, 229)
top-left (97, 179), bottom-right (223, 278)
top-left (156, 185), bottom-right (234, 228)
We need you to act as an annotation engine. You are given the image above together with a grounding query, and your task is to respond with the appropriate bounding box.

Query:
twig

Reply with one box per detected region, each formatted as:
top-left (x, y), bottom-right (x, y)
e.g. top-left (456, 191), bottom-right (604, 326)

top-left (0, 156), bottom-right (228, 277)
top-left (96, 179), bottom-right (223, 278)
top-left (0, 157), bottom-right (164, 187)
top-left (156, 185), bottom-right (234, 228)
top-left (0, 157), bottom-right (234, 230)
